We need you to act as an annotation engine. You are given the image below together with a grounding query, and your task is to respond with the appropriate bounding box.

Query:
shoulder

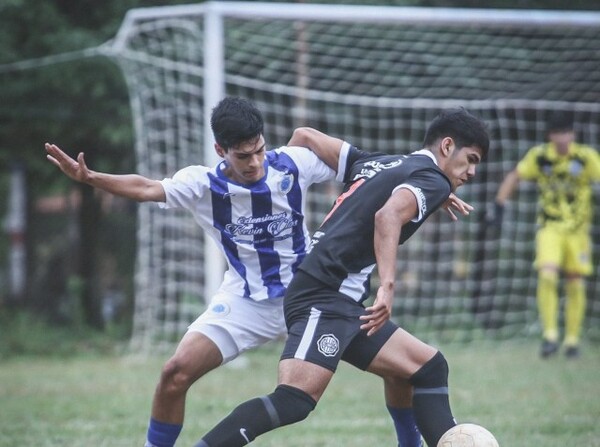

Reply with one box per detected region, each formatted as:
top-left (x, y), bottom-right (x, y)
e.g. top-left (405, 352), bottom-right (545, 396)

top-left (347, 145), bottom-right (387, 163)
top-left (526, 144), bottom-right (547, 157)
top-left (170, 164), bottom-right (212, 183)
top-left (518, 145), bottom-right (547, 170)
top-left (572, 143), bottom-right (599, 157)
top-left (269, 146), bottom-right (311, 169)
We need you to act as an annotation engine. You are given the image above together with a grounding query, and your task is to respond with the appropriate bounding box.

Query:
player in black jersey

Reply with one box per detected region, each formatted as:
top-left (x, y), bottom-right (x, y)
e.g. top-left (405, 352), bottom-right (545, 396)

top-left (194, 108), bottom-right (490, 447)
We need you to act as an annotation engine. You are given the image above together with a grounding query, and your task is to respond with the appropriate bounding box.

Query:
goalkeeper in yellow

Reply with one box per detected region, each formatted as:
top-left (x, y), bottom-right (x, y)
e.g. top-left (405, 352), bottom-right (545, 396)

top-left (494, 111), bottom-right (600, 359)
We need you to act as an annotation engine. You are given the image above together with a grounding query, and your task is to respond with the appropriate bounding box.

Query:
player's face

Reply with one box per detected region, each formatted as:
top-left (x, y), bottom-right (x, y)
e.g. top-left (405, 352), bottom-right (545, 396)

top-left (218, 135), bottom-right (267, 184)
top-left (549, 130), bottom-right (575, 155)
top-left (446, 145), bottom-right (482, 191)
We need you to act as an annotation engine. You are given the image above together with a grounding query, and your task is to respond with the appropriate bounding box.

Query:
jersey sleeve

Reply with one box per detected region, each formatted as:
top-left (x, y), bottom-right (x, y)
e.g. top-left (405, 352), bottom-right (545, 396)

top-left (338, 145), bottom-right (383, 183)
top-left (158, 165), bottom-right (209, 210)
top-left (393, 169), bottom-right (451, 222)
top-left (584, 145), bottom-right (600, 181)
top-left (280, 146), bottom-right (337, 184)
top-left (516, 145), bottom-right (542, 180)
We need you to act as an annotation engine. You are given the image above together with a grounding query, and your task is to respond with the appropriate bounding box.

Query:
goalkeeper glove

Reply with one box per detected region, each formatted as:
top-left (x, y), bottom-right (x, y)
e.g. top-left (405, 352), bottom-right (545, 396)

top-left (485, 201), bottom-right (505, 230)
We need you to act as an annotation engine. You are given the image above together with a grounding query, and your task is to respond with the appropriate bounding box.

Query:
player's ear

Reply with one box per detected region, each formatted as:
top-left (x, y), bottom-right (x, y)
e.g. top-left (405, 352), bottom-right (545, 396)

top-left (440, 137), bottom-right (454, 157)
top-left (215, 143), bottom-right (227, 158)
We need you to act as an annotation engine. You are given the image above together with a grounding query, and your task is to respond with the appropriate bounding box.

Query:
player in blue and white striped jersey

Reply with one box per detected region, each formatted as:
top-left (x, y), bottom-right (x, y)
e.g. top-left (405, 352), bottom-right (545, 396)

top-left (46, 97), bottom-right (430, 447)
top-left (159, 141), bottom-right (330, 303)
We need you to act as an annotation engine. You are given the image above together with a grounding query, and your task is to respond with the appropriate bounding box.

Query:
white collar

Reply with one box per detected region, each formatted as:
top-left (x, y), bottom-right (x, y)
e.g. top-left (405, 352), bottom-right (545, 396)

top-left (411, 149), bottom-right (438, 166)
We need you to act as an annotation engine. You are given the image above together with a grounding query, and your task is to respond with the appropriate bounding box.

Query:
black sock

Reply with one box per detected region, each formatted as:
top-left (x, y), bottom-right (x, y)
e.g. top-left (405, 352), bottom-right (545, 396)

top-left (196, 385), bottom-right (316, 447)
top-left (409, 351), bottom-right (456, 447)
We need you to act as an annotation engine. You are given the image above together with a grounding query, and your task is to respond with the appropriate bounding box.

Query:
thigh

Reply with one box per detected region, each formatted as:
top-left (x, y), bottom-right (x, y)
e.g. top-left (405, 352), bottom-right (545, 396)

top-left (366, 327), bottom-right (438, 379)
top-left (169, 331), bottom-right (224, 379)
top-left (278, 358), bottom-right (335, 402)
top-left (341, 320), bottom-right (398, 370)
top-left (535, 226), bottom-right (563, 269)
top-left (564, 230), bottom-right (592, 276)
top-left (281, 305), bottom-right (361, 373)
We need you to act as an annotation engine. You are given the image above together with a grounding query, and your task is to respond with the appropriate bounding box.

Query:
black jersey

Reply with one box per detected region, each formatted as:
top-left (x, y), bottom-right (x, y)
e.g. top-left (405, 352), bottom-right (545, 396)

top-left (298, 145), bottom-right (452, 303)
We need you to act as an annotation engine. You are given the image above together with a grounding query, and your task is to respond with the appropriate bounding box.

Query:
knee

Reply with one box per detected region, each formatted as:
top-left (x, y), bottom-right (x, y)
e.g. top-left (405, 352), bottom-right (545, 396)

top-left (266, 385), bottom-right (317, 427)
top-left (383, 376), bottom-right (413, 407)
top-left (159, 356), bottom-right (197, 394)
top-left (565, 275), bottom-right (583, 285)
top-left (409, 351), bottom-right (449, 389)
top-left (538, 269), bottom-right (558, 285)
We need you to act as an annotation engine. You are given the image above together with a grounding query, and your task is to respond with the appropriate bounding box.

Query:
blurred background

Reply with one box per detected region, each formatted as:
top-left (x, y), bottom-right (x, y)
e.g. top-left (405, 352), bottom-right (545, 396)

top-left (1, 0), bottom-right (599, 357)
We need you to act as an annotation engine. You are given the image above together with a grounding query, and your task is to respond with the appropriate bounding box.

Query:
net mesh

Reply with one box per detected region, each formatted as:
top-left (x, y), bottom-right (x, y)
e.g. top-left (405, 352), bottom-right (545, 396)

top-left (108, 5), bottom-right (600, 351)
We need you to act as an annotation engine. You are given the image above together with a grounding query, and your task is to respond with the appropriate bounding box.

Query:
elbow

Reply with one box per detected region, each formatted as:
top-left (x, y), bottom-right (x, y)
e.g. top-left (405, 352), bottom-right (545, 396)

top-left (374, 207), bottom-right (393, 229)
top-left (140, 182), bottom-right (165, 203)
top-left (290, 127), bottom-right (315, 149)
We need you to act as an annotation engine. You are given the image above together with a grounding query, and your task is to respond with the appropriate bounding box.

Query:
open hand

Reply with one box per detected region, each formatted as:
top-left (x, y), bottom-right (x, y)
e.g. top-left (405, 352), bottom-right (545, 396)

top-left (45, 143), bottom-right (91, 183)
top-left (443, 193), bottom-right (474, 221)
top-left (360, 286), bottom-right (393, 336)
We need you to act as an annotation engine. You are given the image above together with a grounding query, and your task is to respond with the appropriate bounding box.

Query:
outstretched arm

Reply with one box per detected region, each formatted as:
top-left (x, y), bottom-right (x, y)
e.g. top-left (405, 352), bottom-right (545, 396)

top-left (360, 188), bottom-right (418, 336)
top-left (495, 168), bottom-right (520, 206)
top-left (287, 127), bottom-right (344, 171)
top-left (45, 143), bottom-right (166, 202)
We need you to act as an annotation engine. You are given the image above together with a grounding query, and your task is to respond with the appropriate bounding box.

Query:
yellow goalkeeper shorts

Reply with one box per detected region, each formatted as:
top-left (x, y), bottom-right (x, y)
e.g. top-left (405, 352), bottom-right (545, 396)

top-left (535, 225), bottom-right (592, 276)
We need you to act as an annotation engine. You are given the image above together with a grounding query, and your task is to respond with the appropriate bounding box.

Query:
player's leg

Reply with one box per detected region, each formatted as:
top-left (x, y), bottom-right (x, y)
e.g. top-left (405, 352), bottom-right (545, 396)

top-left (535, 226), bottom-right (562, 357)
top-left (384, 377), bottom-right (422, 447)
top-left (194, 328), bottom-right (337, 447)
top-left (563, 231), bottom-right (592, 358)
top-left (366, 327), bottom-right (454, 447)
top-left (146, 332), bottom-right (222, 447)
top-left (146, 294), bottom-right (287, 447)
top-left (342, 322), bottom-right (422, 447)
top-left (564, 275), bottom-right (586, 357)
top-left (195, 277), bottom-right (356, 447)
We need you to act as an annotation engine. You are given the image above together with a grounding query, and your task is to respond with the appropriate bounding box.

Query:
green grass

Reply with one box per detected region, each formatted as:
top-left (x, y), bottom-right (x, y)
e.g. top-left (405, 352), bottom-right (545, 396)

top-left (0, 339), bottom-right (598, 446)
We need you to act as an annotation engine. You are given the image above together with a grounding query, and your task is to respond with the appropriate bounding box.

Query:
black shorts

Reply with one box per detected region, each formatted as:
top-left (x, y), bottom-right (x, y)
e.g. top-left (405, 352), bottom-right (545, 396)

top-left (281, 271), bottom-right (398, 372)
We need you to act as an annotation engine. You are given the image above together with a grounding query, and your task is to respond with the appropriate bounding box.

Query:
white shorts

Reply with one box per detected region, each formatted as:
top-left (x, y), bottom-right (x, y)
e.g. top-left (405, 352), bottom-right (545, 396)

top-left (187, 292), bottom-right (287, 364)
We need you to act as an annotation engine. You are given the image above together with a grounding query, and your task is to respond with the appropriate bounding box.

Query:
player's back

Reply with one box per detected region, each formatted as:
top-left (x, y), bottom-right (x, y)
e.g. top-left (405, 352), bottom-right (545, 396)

top-left (299, 148), bottom-right (451, 301)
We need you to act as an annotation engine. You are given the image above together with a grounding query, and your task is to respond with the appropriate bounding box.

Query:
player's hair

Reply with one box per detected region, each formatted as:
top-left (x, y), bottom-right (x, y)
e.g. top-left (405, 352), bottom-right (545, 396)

top-left (423, 107), bottom-right (489, 158)
top-left (546, 110), bottom-right (574, 134)
top-left (211, 96), bottom-right (264, 150)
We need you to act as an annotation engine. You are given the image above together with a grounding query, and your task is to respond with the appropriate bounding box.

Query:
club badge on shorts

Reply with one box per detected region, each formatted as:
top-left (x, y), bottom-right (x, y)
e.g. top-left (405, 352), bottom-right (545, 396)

top-left (317, 334), bottom-right (339, 357)
top-left (209, 302), bottom-right (231, 316)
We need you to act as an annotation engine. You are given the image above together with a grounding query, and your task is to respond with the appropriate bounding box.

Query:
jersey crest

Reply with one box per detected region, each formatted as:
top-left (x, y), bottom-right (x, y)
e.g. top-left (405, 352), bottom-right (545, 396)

top-left (569, 159), bottom-right (584, 176)
top-left (278, 172), bottom-right (294, 195)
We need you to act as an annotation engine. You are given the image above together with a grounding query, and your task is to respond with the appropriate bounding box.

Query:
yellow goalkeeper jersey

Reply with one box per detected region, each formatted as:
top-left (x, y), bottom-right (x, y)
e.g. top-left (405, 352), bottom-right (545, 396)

top-left (517, 142), bottom-right (600, 231)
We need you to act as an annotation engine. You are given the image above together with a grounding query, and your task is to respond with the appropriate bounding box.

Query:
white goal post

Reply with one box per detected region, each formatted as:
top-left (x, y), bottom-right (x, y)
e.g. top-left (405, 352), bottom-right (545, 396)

top-left (104, 2), bottom-right (600, 352)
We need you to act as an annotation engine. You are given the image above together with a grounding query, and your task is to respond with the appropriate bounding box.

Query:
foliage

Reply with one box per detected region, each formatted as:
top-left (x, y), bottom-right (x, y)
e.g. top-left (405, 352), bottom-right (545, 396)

top-left (0, 0), bottom-right (196, 329)
top-left (0, 309), bottom-right (126, 360)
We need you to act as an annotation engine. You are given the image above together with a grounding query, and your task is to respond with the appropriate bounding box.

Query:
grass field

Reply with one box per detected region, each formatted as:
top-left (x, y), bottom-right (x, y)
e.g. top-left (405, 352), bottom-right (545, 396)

top-left (0, 339), bottom-right (598, 447)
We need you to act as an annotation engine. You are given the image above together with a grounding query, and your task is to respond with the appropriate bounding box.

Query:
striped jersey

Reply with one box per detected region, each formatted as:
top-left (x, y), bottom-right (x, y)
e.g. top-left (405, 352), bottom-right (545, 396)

top-left (159, 146), bottom-right (337, 301)
top-left (298, 144), bottom-right (452, 303)
top-left (517, 142), bottom-right (600, 231)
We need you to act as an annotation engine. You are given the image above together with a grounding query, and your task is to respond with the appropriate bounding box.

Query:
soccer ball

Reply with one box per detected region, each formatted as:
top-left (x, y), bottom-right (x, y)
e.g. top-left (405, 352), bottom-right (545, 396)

top-left (437, 423), bottom-right (499, 447)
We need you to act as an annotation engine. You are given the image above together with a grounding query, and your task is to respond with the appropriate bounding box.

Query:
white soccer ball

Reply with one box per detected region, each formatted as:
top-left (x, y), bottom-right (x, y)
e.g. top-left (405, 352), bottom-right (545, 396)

top-left (437, 423), bottom-right (499, 447)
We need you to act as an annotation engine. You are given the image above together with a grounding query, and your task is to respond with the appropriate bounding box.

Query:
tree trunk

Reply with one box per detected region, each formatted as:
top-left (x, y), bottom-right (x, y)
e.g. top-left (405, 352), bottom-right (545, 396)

top-left (78, 182), bottom-right (104, 330)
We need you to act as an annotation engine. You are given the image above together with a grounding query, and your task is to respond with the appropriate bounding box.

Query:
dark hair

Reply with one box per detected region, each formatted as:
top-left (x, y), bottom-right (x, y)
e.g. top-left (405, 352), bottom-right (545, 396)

top-left (546, 110), bottom-right (574, 133)
top-left (423, 108), bottom-right (489, 159)
top-left (210, 97), bottom-right (264, 150)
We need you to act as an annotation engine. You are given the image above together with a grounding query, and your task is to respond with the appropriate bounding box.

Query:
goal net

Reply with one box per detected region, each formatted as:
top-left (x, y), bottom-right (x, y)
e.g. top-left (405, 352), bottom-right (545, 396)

top-left (105, 2), bottom-right (600, 352)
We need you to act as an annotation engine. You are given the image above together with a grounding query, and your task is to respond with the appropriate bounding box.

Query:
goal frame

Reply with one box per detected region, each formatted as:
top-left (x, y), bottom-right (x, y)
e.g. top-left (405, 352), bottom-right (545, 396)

top-left (105, 2), bottom-right (600, 351)
top-left (110, 2), bottom-right (600, 302)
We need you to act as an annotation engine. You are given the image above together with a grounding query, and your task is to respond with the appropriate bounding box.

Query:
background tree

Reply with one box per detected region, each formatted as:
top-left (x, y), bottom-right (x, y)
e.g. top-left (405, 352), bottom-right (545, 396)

top-left (0, 0), bottom-right (596, 333)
